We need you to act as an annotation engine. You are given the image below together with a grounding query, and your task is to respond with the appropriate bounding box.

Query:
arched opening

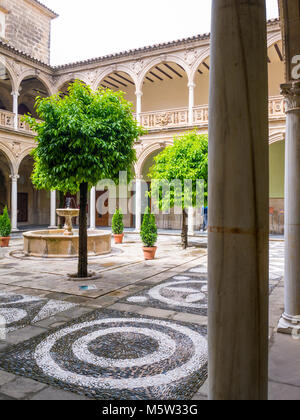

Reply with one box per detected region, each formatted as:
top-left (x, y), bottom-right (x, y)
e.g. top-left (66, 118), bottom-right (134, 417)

top-left (0, 63), bottom-right (13, 112)
top-left (141, 61), bottom-right (188, 113)
top-left (140, 147), bottom-right (183, 230)
top-left (58, 79), bottom-right (87, 97)
top-left (268, 40), bottom-right (285, 97)
top-left (18, 77), bottom-right (50, 119)
top-left (18, 155), bottom-right (50, 226)
top-left (269, 140), bottom-right (285, 234)
top-left (99, 72), bottom-right (136, 111)
top-left (0, 150), bottom-right (11, 215)
top-left (194, 57), bottom-right (210, 106)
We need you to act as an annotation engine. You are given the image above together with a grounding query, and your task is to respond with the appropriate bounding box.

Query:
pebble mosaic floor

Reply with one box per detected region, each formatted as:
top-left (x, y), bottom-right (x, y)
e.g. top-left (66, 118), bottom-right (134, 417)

top-left (0, 309), bottom-right (208, 400)
top-left (122, 266), bottom-right (208, 315)
top-left (0, 292), bottom-right (76, 333)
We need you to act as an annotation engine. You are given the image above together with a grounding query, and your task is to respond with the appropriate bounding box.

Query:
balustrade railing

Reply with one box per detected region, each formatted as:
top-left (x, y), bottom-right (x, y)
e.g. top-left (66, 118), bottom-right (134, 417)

top-left (0, 110), bottom-right (14, 130)
top-left (0, 96), bottom-right (287, 134)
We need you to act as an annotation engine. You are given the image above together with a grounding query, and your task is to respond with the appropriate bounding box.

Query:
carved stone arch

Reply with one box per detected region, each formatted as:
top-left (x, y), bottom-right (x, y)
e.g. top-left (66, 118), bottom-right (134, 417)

top-left (267, 31), bottom-right (282, 49)
top-left (190, 47), bottom-right (210, 85)
top-left (55, 73), bottom-right (90, 94)
top-left (16, 69), bottom-right (55, 96)
top-left (137, 55), bottom-right (191, 93)
top-left (16, 146), bottom-right (36, 173)
top-left (0, 141), bottom-right (17, 174)
top-left (135, 141), bottom-right (173, 178)
top-left (269, 131), bottom-right (285, 145)
top-left (0, 56), bottom-right (17, 92)
top-left (93, 65), bottom-right (138, 91)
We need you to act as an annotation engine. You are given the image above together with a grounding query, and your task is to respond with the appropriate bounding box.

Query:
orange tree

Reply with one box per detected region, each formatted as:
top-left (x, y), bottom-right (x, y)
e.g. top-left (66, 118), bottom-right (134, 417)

top-left (25, 81), bottom-right (144, 278)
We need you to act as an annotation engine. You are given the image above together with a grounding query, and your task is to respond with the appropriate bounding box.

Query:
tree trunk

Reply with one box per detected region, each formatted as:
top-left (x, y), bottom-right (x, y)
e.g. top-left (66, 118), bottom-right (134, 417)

top-left (181, 209), bottom-right (188, 249)
top-left (78, 182), bottom-right (88, 278)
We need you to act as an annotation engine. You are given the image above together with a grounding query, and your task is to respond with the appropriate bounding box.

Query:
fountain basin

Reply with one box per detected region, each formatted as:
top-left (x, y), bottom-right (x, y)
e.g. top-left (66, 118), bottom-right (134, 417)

top-left (23, 229), bottom-right (111, 258)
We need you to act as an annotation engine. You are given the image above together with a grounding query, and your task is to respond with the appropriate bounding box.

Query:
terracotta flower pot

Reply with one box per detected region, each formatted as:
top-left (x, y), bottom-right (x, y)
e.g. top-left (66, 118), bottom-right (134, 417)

top-left (143, 246), bottom-right (157, 260)
top-left (0, 237), bottom-right (10, 248)
top-left (114, 233), bottom-right (124, 244)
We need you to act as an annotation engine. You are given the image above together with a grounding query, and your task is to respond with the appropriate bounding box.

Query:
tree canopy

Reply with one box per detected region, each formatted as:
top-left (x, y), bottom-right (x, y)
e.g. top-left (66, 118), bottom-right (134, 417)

top-left (25, 81), bottom-right (144, 193)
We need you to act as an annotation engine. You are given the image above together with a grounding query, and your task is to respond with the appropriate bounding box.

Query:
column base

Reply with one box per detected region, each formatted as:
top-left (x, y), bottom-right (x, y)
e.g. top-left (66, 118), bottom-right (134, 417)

top-left (278, 313), bottom-right (300, 337)
top-left (11, 228), bottom-right (19, 232)
top-left (48, 225), bottom-right (58, 230)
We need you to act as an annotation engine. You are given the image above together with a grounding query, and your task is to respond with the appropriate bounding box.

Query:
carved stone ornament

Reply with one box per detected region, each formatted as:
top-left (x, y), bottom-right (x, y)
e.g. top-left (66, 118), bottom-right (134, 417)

top-left (184, 49), bottom-right (200, 66)
top-left (131, 60), bottom-right (144, 75)
top-left (281, 81), bottom-right (300, 111)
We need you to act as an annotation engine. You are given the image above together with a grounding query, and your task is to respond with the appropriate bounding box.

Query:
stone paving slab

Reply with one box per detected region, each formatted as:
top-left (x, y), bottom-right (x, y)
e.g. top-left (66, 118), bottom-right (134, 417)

top-left (0, 309), bottom-right (208, 401)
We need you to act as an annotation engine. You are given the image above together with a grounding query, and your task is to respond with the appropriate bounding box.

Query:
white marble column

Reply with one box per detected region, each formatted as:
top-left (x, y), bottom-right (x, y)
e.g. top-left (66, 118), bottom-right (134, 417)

top-left (188, 83), bottom-right (195, 125)
top-left (11, 91), bottom-right (19, 131)
top-left (208, 0), bottom-right (269, 400)
top-left (10, 175), bottom-right (19, 231)
top-left (188, 207), bottom-right (195, 236)
top-left (278, 81), bottom-right (300, 334)
top-left (89, 186), bottom-right (96, 230)
top-left (135, 178), bottom-right (142, 232)
top-left (49, 190), bottom-right (57, 229)
top-left (136, 91), bottom-right (143, 124)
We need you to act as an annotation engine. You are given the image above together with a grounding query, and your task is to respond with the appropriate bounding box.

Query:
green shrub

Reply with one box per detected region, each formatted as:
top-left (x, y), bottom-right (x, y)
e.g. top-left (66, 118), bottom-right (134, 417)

top-left (112, 209), bottom-right (124, 235)
top-left (140, 210), bottom-right (158, 247)
top-left (0, 206), bottom-right (11, 237)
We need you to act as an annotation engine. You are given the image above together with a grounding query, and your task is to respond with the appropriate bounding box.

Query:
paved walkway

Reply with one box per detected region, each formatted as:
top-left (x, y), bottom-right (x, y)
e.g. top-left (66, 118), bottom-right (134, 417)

top-left (0, 235), bottom-right (298, 400)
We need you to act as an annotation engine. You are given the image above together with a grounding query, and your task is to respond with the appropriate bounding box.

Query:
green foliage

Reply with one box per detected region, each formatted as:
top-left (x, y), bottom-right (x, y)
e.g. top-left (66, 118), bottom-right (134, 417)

top-left (148, 130), bottom-right (208, 211)
top-left (0, 206), bottom-right (11, 237)
top-left (140, 209), bottom-right (158, 247)
top-left (112, 209), bottom-right (124, 235)
top-left (23, 81), bottom-right (145, 194)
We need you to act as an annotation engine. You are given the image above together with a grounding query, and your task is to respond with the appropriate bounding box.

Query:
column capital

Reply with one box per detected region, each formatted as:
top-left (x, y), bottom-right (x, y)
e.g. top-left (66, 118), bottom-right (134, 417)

top-left (135, 90), bottom-right (143, 97)
top-left (9, 174), bottom-right (20, 181)
top-left (188, 83), bottom-right (196, 89)
top-left (11, 90), bottom-right (20, 97)
top-left (281, 81), bottom-right (300, 112)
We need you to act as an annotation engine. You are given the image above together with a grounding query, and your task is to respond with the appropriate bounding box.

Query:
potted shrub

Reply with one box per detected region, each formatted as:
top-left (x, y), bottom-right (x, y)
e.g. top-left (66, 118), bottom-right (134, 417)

top-left (112, 209), bottom-right (124, 244)
top-left (140, 210), bottom-right (158, 260)
top-left (0, 206), bottom-right (12, 247)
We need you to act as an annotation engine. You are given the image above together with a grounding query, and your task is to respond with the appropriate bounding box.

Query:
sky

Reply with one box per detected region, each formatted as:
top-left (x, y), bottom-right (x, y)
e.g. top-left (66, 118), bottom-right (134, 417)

top-left (43, 0), bottom-right (280, 66)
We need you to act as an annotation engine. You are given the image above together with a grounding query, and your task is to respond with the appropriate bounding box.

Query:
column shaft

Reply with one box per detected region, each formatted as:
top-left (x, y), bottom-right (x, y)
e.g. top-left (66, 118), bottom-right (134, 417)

top-left (208, 0), bottom-right (269, 400)
top-left (136, 91), bottom-right (143, 124)
top-left (12, 92), bottom-right (19, 131)
top-left (188, 84), bottom-right (195, 125)
top-left (89, 186), bottom-right (96, 230)
top-left (135, 179), bottom-right (142, 232)
top-left (278, 82), bottom-right (300, 332)
top-left (188, 207), bottom-right (195, 236)
top-left (10, 175), bottom-right (19, 232)
top-left (49, 190), bottom-right (57, 228)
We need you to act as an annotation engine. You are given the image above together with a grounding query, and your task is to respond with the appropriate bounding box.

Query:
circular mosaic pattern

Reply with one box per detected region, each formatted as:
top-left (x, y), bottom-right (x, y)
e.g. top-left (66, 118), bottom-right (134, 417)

top-left (148, 280), bottom-right (208, 309)
top-left (34, 317), bottom-right (207, 391)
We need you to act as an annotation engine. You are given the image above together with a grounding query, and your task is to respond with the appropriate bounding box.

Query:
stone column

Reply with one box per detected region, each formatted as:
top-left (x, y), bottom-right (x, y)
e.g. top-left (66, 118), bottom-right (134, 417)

top-left (135, 178), bottom-right (142, 232)
top-left (10, 175), bottom-right (19, 232)
top-left (136, 91), bottom-right (143, 124)
top-left (188, 83), bottom-right (195, 125)
top-left (188, 207), bottom-right (195, 236)
top-left (49, 190), bottom-right (57, 229)
top-left (89, 186), bottom-right (96, 230)
top-left (11, 91), bottom-right (19, 131)
top-left (208, 0), bottom-right (269, 400)
top-left (278, 81), bottom-right (300, 334)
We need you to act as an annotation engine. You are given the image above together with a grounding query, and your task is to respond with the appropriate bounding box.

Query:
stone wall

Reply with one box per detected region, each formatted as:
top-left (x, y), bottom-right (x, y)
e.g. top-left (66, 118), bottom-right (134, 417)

top-left (0, 0), bottom-right (54, 63)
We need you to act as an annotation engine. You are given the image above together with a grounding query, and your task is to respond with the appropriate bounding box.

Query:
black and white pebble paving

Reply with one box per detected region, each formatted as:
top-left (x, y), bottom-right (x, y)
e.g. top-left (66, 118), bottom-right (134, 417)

top-left (0, 292), bottom-right (76, 333)
top-left (0, 309), bottom-right (208, 400)
top-left (122, 266), bottom-right (208, 316)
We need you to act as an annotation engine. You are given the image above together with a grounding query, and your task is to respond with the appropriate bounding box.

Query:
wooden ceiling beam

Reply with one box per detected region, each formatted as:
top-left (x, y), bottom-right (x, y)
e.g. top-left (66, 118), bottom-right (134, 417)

top-left (107, 75), bottom-right (127, 87)
top-left (114, 73), bottom-right (135, 85)
top-left (164, 63), bottom-right (183, 78)
top-left (149, 71), bottom-right (163, 81)
top-left (155, 66), bottom-right (172, 79)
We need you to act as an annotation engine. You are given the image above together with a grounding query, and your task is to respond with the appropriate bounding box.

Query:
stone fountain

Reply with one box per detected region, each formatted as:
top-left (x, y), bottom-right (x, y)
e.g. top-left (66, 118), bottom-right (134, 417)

top-left (23, 199), bottom-right (111, 258)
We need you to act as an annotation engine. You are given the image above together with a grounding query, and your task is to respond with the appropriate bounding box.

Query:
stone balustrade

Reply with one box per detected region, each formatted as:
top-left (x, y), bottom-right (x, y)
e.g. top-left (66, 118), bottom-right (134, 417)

top-left (0, 96), bottom-right (286, 134)
top-left (0, 110), bottom-right (14, 130)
